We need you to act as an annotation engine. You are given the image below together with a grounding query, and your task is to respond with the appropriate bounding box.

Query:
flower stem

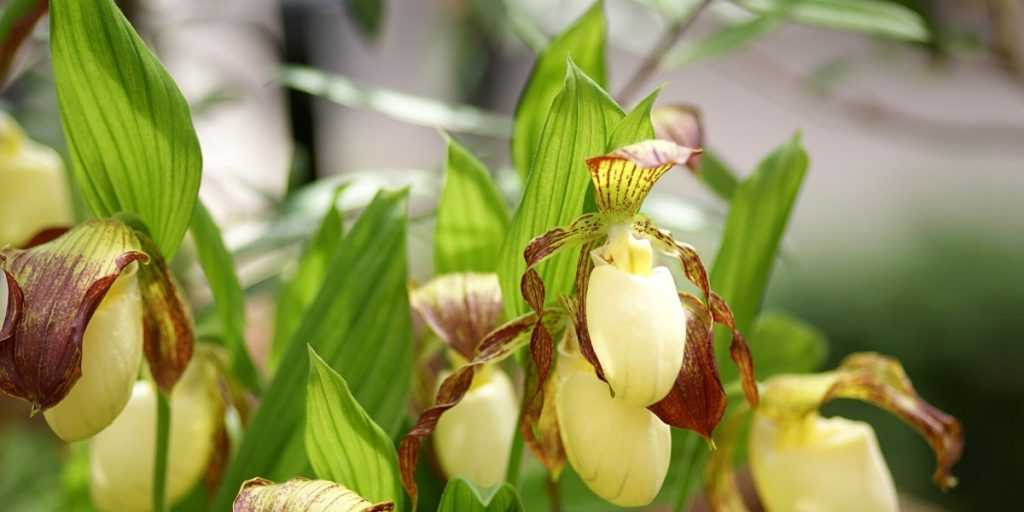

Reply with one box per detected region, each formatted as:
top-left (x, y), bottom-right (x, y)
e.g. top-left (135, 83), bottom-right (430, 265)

top-left (505, 421), bottom-right (525, 487)
top-left (152, 390), bottom-right (171, 512)
top-left (616, 0), bottom-right (713, 105)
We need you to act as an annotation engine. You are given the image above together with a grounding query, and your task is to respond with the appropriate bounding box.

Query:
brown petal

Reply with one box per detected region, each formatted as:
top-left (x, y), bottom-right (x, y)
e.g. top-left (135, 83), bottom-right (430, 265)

top-left (649, 293), bottom-right (726, 439)
top-left (409, 273), bottom-right (503, 359)
top-left (586, 140), bottom-right (702, 215)
top-left (825, 353), bottom-right (964, 490)
top-left (651, 105), bottom-right (704, 171)
top-left (0, 220), bottom-right (147, 409)
top-left (521, 351), bottom-right (566, 478)
top-left (135, 233), bottom-right (194, 392)
top-left (398, 312), bottom-right (536, 506)
top-left (568, 240), bottom-right (606, 381)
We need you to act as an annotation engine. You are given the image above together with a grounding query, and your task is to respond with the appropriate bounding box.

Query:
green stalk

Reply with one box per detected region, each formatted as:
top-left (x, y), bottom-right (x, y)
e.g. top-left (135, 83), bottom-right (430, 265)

top-left (152, 391), bottom-right (171, 512)
top-left (505, 420), bottom-right (525, 487)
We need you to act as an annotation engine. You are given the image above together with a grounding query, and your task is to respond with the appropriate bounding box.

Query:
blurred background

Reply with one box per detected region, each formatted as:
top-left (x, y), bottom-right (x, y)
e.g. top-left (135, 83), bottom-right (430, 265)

top-left (1, 0), bottom-right (1022, 510)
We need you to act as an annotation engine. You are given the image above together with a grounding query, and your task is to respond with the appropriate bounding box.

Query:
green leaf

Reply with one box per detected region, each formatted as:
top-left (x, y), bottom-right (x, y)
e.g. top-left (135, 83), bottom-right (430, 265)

top-left (698, 149), bottom-right (740, 202)
top-left (437, 478), bottom-right (523, 512)
top-left (512, 1), bottom-right (606, 181)
top-left (711, 133), bottom-right (809, 338)
top-left (281, 66), bottom-right (512, 138)
top-left (739, 0), bottom-right (929, 41)
top-left (667, 13), bottom-right (783, 67)
top-left (434, 136), bottom-right (509, 274)
top-left (190, 200), bottom-right (262, 392)
top-left (306, 346), bottom-right (402, 506)
top-left (747, 312), bottom-right (827, 377)
top-left (270, 191), bottom-right (345, 370)
top-left (212, 190), bottom-right (413, 510)
top-left (497, 62), bottom-right (623, 318)
top-left (607, 89), bottom-right (659, 148)
top-left (0, 0), bottom-right (46, 83)
top-left (343, 0), bottom-right (384, 39)
top-left (50, 0), bottom-right (202, 258)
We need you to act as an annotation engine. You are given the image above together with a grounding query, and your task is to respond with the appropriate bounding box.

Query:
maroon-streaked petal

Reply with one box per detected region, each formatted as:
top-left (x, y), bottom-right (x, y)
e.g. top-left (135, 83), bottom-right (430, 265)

top-left (520, 342), bottom-right (566, 477)
top-left (398, 312), bottom-right (536, 506)
top-left (21, 226), bottom-right (72, 248)
top-left (409, 273), bottom-right (503, 359)
top-left (652, 105), bottom-right (704, 171)
top-left (586, 140), bottom-right (702, 215)
top-left (232, 477), bottom-right (394, 512)
top-left (568, 239), bottom-right (606, 381)
top-left (0, 220), bottom-right (148, 409)
top-left (824, 353), bottom-right (964, 490)
top-left (135, 233), bottom-right (194, 392)
top-left (649, 293), bottom-right (726, 439)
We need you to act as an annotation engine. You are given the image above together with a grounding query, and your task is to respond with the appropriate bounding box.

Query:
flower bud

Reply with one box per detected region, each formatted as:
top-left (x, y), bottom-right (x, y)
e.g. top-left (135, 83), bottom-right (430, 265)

top-left (750, 413), bottom-right (898, 512)
top-left (0, 112), bottom-right (73, 247)
top-left (556, 355), bottom-right (671, 507)
top-left (233, 478), bottom-right (394, 512)
top-left (585, 225), bottom-right (686, 407)
top-left (89, 349), bottom-right (223, 512)
top-left (433, 365), bottom-right (517, 488)
top-left (44, 264), bottom-right (144, 441)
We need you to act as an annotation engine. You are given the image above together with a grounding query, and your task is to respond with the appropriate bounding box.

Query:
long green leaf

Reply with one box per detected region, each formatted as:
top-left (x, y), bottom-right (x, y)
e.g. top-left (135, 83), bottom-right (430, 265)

top-left (710, 133), bottom-right (809, 338)
top-left (437, 478), bottom-right (523, 512)
top-left (270, 191), bottom-right (345, 370)
top-left (607, 89), bottom-right (659, 148)
top-left (699, 149), bottom-right (740, 202)
top-left (306, 346), bottom-right (402, 507)
top-left (497, 62), bottom-right (622, 318)
top-left (50, 0), bottom-right (202, 258)
top-left (434, 136), bottom-right (509, 274)
top-left (747, 312), bottom-right (827, 377)
top-left (212, 190), bottom-right (412, 510)
top-left (281, 66), bottom-right (512, 138)
top-left (512, 0), bottom-right (606, 180)
top-left (190, 201), bottom-right (262, 392)
top-left (739, 0), bottom-right (928, 41)
top-left (343, 0), bottom-right (384, 39)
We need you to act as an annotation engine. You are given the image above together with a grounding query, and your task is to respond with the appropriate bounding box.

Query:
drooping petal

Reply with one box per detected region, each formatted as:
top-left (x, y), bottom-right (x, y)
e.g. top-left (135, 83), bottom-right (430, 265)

top-left (135, 233), bottom-right (194, 392)
top-left (398, 312), bottom-right (536, 506)
top-left (0, 269), bottom-right (22, 342)
top-left (409, 273), bottom-right (503, 359)
top-left (0, 219), bottom-right (147, 410)
top-left (758, 353), bottom-right (964, 491)
top-left (648, 293), bottom-right (726, 439)
top-left (232, 478), bottom-right (394, 512)
top-left (585, 139), bottom-right (701, 216)
top-left (651, 105), bottom-right (704, 171)
top-left (634, 217), bottom-right (759, 407)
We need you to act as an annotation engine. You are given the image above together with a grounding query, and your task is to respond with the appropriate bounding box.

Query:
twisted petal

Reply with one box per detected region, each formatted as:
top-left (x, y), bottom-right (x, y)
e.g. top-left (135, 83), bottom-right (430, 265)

top-left (135, 233), bottom-right (194, 392)
top-left (233, 478), bottom-right (394, 512)
top-left (398, 312), bottom-right (536, 506)
top-left (651, 105), bottom-right (704, 171)
top-left (410, 273), bottom-right (503, 359)
top-left (586, 139), bottom-right (701, 215)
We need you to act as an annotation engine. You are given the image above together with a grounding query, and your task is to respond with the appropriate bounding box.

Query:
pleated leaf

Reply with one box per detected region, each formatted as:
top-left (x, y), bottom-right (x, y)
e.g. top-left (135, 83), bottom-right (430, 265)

top-left (738, 0), bottom-right (928, 41)
top-left (512, 0), bottom-right (606, 181)
top-left (212, 190), bottom-right (412, 510)
top-left (189, 201), bottom-right (262, 392)
top-left (306, 347), bottom-right (402, 507)
top-left (434, 137), bottom-right (509, 274)
top-left (50, 0), bottom-right (202, 258)
top-left (497, 62), bottom-right (622, 318)
top-left (436, 478), bottom-right (523, 512)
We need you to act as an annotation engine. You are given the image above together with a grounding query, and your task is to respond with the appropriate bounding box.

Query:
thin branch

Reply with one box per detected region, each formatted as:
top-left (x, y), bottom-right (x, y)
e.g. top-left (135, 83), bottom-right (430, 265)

top-left (617, 0), bottom-right (713, 105)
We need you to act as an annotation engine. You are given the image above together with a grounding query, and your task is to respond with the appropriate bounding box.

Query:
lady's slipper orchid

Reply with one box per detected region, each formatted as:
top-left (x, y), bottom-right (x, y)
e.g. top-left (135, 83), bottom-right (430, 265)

top-left (433, 364), bottom-right (517, 488)
top-left (706, 353), bottom-right (963, 512)
top-left (0, 112), bottom-right (74, 247)
top-left (555, 339), bottom-right (671, 507)
top-left (399, 273), bottom-right (525, 501)
top-left (585, 224), bottom-right (686, 407)
top-left (90, 346), bottom-right (227, 512)
top-left (233, 478), bottom-right (395, 512)
top-left (0, 220), bottom-right (194, 440)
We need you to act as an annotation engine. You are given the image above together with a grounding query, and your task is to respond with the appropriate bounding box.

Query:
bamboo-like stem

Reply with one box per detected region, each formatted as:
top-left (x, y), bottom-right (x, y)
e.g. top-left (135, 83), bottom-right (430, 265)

top-left (152, 391), bottom-right (171, 512)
